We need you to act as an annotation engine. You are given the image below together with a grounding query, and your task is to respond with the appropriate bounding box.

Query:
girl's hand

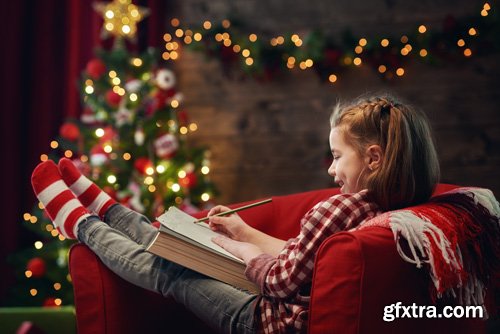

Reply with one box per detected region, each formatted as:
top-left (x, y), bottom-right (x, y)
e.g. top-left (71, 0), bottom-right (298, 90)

top-left (206, 205), bottom-right (252, 242)
top-left (212, 235), bottom-right (263, 264)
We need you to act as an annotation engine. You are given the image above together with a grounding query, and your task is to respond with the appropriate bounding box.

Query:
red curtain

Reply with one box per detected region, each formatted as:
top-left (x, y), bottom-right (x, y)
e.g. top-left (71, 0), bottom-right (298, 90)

top-left (0, 0), bottom-right (169, 304)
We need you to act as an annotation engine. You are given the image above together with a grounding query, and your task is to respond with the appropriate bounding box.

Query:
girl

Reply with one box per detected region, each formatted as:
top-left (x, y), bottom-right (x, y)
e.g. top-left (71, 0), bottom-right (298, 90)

top-left (31, 94), bottom-right (440, 333)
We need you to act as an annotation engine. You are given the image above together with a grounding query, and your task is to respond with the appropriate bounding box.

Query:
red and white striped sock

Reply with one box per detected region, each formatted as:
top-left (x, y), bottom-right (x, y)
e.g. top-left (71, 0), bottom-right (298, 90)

top-left (58, 158), bottom-right (116, 219)
top-left (31, 160), bottom-right (91, 239)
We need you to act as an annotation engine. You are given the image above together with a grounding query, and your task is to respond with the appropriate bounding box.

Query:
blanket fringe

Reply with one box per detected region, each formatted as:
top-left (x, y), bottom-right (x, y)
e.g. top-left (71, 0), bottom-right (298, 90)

top-left (359, 187), bottom-right (500, 318)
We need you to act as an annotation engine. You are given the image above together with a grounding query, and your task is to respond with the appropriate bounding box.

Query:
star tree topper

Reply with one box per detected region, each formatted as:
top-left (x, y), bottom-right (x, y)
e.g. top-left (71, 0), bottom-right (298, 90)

top-left (93, 0), bottom-right (150, 40)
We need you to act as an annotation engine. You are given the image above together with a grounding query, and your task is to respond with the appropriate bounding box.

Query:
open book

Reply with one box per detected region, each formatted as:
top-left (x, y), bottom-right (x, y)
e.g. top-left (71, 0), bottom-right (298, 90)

top-left (146, 206), bottom-right (259, 294)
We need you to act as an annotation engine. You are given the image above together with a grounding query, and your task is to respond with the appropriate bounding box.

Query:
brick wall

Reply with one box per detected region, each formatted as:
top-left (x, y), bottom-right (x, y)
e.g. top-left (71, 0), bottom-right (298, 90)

top-left (167, 0), bottom-right (500, 204)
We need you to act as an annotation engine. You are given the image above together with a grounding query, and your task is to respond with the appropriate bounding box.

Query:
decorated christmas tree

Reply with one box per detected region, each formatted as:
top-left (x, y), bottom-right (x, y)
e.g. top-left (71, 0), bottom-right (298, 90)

top-left (8, 0), bottom-right (217, 307)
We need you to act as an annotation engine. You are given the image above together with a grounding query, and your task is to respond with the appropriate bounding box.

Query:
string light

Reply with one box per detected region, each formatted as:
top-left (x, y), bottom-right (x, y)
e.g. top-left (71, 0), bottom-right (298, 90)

top-left (156, 165), bottom-right (166, 173)
top-left (171, 18), bottom-right (180, 27)
top-left (160, 3), bottom-right (493, 81)
top-left (201, 166), bottom-right (210, 175)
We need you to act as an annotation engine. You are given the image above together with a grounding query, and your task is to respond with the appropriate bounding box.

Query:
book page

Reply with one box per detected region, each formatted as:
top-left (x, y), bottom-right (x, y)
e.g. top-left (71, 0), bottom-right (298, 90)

top-left (156, 207), bottom-right (243, 263)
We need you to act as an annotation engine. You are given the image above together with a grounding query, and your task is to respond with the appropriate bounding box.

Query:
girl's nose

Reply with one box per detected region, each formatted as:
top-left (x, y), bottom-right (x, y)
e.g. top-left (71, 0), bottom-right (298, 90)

top-left (328, 164), bottom-right (336, 177)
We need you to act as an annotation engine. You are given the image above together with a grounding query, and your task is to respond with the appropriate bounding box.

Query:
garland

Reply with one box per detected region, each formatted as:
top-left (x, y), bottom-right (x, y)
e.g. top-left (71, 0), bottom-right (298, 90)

top-left (163, 2), bottom-right (498, 82)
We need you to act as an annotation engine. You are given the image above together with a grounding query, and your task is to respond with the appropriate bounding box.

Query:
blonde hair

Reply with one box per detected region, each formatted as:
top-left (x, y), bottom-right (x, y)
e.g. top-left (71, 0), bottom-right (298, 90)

top-left (330, 94), bottom-right (440, 210)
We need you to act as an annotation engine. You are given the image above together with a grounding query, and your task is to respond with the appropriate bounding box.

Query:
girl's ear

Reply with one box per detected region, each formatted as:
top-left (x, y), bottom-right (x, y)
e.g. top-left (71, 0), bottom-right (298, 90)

top-left (366, 145), bottom-right (383, 170)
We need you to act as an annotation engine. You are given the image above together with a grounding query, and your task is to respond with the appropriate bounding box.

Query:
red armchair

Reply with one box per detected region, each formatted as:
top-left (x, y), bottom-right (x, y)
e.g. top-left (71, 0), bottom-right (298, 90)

top-left (69, 184), bottom-right (494, 333)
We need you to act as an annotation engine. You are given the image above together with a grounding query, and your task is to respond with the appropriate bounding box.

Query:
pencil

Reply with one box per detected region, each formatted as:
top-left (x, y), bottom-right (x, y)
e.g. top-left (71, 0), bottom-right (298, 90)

top-left (195, 198), bottom-right (273, 223)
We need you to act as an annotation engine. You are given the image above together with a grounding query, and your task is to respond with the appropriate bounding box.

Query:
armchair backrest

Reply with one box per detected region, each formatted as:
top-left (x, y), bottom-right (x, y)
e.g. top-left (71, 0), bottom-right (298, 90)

top-left (308, 226), bottom-right (487, 333)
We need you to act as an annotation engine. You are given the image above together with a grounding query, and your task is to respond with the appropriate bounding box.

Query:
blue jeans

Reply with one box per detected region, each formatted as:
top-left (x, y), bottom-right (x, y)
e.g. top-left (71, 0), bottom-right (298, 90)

top-left (78, 204), bottom-right (259, 334)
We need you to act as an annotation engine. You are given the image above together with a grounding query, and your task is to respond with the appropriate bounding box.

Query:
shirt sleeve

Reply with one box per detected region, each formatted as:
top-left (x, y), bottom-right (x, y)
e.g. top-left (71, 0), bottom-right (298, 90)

top-left (245, 192), bottom-right (374, 298)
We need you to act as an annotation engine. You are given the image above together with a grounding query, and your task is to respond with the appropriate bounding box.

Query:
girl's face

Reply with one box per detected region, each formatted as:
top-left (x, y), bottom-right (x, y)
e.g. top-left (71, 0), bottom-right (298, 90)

top-left (328, 127), bottom-right (368, 193)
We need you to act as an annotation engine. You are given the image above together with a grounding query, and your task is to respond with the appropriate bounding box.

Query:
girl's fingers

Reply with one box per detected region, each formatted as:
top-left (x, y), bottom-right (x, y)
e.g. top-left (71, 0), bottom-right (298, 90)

top-left (207, 205), bottom-right (232, 217)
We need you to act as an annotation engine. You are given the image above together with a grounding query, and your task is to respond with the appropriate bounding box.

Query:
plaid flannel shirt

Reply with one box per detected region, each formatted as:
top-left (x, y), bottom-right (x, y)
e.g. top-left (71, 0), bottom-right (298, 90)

top-left (245, 190), bottom-right (381, 333)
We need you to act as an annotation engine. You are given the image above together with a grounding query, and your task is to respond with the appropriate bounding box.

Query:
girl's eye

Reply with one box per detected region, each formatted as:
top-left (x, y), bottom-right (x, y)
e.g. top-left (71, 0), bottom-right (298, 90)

top-left (332, 155), bottom-right (340, 161)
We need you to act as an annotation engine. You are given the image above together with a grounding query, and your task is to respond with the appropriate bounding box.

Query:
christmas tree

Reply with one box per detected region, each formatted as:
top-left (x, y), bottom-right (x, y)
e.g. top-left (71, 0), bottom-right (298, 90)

top-left (8, 0), bottom-right (217, 307)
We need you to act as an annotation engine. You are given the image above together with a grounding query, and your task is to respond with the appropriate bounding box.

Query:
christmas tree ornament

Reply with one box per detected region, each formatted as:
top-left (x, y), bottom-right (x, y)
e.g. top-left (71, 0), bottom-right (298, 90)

top-left (105, 89), bottom-right (123, 107)
top-left (114, 106), bottom-right (134, 127)
top-left (93, 0), bottom-right (150, 40)
top-left (154, 133), bottom-right (178, 159)
top-left (134, 125), bottom-right (145, 145)
top-left (26, 257), bottom-right (46, 278)
top-left (100, 126), bottom-right (118, 142)
top-left (152, 87), bottom-right (176, 111)
top-left (81, 107), bottom-right (97, 124)
top-left (155, 68), bottom-right (176, 90)
top-left (59, 122), bottom-right (81, 141)
top-left (125, 79), bottom-right (142, 93)
top-left (178, 110), bottom-right (189, 125)
top-left (134, 157), bottom-right (154, 175)
top-left (179, 172), bottom-right (198, 189)
top-left (179, 163), bottom-right (197, 189)
top-left (127, 181), bottom-right (145, 212)
top-left (86, 58), bottom-right (106, 79)
top-left (90, 145), bottom-right (109, 166)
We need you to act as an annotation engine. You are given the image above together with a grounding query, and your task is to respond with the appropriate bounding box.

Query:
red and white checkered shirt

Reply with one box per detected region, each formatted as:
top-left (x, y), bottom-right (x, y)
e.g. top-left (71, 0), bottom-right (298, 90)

top-left (245, 190), bottom-right (381, 333)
